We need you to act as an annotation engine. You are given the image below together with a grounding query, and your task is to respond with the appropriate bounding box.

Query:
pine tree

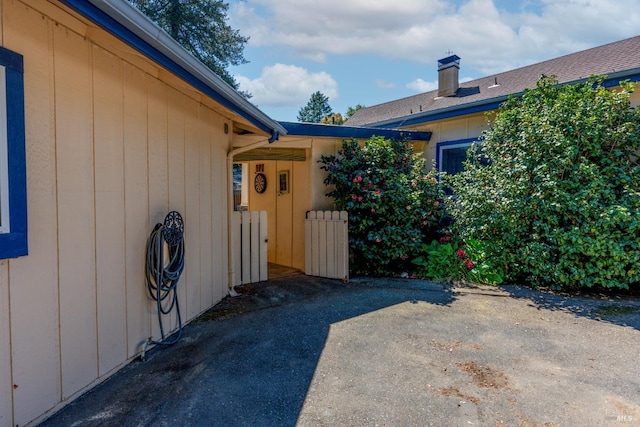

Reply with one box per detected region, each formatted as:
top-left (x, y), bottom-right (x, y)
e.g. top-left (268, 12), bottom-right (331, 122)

top-left (129, 0), bottom-right (250, 96)
top-left (297, 91), bottom-right (333, 123)
top-left (345, 104), bottom-right (365, 119)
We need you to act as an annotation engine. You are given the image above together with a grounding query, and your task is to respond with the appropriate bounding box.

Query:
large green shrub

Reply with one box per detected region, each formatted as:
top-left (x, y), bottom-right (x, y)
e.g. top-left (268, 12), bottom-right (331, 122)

top-left (448, 75), bottom-right (640, 290)
top-left (412, 238), bottom-right (504, 285)
top-left (320, 137), bottom-right (446, 275)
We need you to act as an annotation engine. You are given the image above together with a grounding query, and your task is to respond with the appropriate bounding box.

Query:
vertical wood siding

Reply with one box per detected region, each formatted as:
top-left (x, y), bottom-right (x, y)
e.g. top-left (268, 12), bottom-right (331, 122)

top-left (1, 1), bottom-right (231, 425)
top-left (54, 21), bottom-right (99, 401)
top-left (3, 2), bottom-right (61, 424)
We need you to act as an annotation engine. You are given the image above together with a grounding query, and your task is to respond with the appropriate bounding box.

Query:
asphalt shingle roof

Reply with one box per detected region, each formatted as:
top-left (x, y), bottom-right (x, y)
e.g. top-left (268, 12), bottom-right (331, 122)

top-left (346, 35), bottom-right (640, 127)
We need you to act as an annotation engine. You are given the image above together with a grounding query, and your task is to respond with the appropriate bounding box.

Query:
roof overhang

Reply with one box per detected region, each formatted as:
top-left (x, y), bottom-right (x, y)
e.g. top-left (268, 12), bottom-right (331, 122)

top-left (278, 122), bottom-right (432, 141)
top-left (59, 0), bottom-right (286, 140)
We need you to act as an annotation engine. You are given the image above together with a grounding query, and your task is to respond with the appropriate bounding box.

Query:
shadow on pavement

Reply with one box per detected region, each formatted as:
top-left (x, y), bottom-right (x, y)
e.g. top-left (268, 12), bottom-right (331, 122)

top-left (502, 284), bottom-right (640, 331)
top-left (41, 276), bottom-right (455, 426)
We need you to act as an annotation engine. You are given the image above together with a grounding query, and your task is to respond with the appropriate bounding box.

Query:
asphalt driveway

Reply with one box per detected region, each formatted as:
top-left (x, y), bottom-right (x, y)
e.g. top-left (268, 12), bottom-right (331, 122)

top-left (41, 275), bottom-right (640, 426)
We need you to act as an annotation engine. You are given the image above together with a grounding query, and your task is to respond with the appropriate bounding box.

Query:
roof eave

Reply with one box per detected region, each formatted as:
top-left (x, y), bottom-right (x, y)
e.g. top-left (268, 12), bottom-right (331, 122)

top-left (60, 0), bottom-right (286, 138)
top-left (366, 98), bottom-right (507, 129)
top-left (278, 122), bottom-right (432, 141)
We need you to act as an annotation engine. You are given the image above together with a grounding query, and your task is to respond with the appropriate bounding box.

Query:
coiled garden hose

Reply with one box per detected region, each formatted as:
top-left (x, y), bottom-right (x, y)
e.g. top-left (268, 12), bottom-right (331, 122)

top-left (145, 211), bottom-right (185, 347)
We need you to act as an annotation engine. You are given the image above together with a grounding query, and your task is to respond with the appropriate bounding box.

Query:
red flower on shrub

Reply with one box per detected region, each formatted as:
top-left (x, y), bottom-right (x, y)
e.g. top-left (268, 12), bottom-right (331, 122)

top-left (456, 249), bottom-right (466, 259)
top-left (466, 260), bottom-right (474, 269)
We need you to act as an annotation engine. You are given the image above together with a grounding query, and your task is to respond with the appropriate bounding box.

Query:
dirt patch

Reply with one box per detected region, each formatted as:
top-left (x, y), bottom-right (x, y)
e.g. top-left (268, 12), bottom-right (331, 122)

top-left (457, 361), bottom-right (510, 389)
top-left (436, 386), bottom-right (480, 405)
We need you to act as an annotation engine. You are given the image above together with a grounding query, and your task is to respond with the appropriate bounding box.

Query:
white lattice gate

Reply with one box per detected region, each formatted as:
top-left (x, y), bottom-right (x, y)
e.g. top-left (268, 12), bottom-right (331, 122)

top-left (304, 210), bottom-right (349, 280)
top-left (231, 210), bottom-right (268, 286)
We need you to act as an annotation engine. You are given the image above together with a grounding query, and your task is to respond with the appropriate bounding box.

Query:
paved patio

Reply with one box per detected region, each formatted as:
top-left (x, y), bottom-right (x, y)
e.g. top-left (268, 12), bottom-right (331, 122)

top-left (41, 275), bottom-right (640, 426)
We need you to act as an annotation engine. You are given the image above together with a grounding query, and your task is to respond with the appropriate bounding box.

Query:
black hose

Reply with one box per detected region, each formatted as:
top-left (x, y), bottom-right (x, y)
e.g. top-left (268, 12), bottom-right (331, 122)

top-left (145, 217), bottom-right (185, 346)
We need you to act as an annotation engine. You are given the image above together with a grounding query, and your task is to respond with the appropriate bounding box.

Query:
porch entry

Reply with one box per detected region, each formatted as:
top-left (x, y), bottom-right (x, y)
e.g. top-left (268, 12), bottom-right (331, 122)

top-left (243, 159), bottom-right (310, 270)
top-left (231, 209), bottom-right (350, 284)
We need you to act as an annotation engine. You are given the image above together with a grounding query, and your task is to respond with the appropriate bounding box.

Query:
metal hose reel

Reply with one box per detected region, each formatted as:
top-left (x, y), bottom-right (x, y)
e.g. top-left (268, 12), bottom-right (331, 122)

top-left (144, 211), bottom-right (185, 350)
top-left (162, 210), bottom-right (184, 246)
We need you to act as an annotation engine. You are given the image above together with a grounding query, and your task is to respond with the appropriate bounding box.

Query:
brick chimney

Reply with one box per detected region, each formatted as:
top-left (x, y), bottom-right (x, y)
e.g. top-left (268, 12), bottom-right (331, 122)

top-left (437, 54), bottom-right (460, 97)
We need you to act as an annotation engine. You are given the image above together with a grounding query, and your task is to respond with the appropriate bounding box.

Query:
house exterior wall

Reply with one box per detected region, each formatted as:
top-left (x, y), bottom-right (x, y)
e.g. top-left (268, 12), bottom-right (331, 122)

top-left (631, 89), bottom-right (640, 107)
top-left (403, 112), bottom-right (489, 169)
top-left (0, 1), bottom-right (231, 425)
top-left (310, 138), bottom-right (345, 210)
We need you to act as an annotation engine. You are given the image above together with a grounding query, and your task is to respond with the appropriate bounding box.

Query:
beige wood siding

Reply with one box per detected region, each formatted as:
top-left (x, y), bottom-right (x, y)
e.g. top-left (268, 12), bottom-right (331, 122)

top-left (406, 112), bottom-right (489, 168)
top-left (1, 1), bottom-right (232, 425)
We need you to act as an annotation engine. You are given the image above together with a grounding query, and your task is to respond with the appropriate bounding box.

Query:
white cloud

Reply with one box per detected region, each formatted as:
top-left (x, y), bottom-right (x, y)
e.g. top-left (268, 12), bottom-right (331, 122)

top-left (230, 0), bottom-right (640, 76)
top-left (235, 63), bottom-right (338, 107)
top-left (406, 79), bottom-right (437, 93)
top-left (375, 79), bottom-right (396, 89)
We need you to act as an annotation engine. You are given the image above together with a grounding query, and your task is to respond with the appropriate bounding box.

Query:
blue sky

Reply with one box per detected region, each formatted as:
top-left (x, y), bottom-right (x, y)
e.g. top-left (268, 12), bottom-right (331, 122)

top-left (227, 0), bottom-right (640, 122)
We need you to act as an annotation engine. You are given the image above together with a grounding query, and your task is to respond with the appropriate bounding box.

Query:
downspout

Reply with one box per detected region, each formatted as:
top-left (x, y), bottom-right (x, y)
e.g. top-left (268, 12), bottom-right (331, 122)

top-left (226, 129), bottom-right (279, 294)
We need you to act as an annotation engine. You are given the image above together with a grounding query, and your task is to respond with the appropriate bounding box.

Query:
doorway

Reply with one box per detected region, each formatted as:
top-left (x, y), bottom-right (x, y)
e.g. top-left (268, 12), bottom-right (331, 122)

top-left (239, 157), bottom-right (310, 271)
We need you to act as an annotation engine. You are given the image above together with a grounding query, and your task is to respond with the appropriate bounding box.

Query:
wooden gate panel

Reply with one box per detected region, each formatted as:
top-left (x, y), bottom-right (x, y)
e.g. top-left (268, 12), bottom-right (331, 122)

top-left (305, 211), bottom-right (348, 280)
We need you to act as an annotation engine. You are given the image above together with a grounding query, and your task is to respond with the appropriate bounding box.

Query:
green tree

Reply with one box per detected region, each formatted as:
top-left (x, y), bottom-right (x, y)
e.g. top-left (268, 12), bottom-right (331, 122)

top-left (128, 0), bottom-right (249, 96)
top-left (297, 91), bottom-right (332, 123)
top-left (320, 137), bottom-right (446, 276)
top-left (320, 112), bottom-right (344, 125)
top-left (448, 75), bottom-right (640, 290)
top-left (345, 104), bottom-right (365, 119)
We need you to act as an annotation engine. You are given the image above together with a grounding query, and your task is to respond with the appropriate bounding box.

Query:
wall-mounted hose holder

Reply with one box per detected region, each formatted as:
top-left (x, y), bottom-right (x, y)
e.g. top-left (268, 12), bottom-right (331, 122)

top-left (144, 211), bottom-right (185, 352)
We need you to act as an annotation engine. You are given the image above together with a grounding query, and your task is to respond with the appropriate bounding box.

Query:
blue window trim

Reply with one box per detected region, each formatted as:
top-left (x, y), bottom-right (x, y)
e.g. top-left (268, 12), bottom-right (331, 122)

top-left (435, 137), bottom-right (479, 172)
top-left (0, 46), bottom-right (27, 259)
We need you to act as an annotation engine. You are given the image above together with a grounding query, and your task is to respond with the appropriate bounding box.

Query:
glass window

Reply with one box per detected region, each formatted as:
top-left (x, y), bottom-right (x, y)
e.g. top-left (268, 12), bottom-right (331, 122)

top-left (436, 139), bottom-right (479, 175)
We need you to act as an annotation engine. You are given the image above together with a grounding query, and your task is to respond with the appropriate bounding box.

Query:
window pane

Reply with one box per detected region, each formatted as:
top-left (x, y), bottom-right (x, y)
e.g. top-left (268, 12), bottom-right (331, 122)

top-left (441, 146), bottom-right (468, 175)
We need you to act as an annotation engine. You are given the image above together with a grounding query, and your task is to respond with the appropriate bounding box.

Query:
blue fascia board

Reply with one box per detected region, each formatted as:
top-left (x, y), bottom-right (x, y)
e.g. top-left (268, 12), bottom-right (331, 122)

top-left (59, 0), bottom-right (281, 138)
top-left (600, 71), bottom-right (640, 87)
top-left (279, 122), bottom-right (431, 141)
top-left (370, 100), bottom-right (505, 129)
